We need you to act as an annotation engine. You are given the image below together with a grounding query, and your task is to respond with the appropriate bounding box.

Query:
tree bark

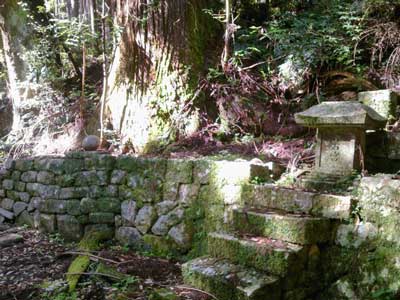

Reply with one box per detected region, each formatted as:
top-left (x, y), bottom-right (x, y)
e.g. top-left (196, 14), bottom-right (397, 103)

top-left (104, 0), bottom-right (221, 152)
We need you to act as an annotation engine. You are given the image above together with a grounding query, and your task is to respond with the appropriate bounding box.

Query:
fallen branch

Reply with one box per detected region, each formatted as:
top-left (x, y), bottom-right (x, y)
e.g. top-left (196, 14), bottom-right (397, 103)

top-left (61, 251), bottom-right (120, 265)
top-left (176, 285), bottom-right (219, 300)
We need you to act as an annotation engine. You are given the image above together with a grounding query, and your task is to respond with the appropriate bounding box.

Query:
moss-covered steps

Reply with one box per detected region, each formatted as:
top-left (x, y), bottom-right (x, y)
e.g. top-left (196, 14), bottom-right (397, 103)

top-left (242, 184), bottom-right (353, 219)
top-left (233, 209), bottom-right (335, 245)
top-left (182, 256), bottom-right (281, 300)
top-left (207, 232), bottom-right (307, 277)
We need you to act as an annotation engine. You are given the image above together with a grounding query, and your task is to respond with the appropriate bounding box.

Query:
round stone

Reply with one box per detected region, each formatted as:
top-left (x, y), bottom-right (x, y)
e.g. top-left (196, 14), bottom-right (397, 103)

top-left (82, 135), bottom-right (100, 151)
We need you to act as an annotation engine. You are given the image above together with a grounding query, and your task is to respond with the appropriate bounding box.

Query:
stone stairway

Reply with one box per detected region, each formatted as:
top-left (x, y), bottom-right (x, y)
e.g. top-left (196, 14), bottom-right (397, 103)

top-left (182, 185), bottom-right (352, 300)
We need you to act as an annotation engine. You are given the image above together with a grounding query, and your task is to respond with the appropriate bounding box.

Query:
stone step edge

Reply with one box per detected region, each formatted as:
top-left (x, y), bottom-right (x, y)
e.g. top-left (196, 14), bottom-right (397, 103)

top-left (207, 232), bottom-right (306, 276)
top-left (182, 256), bottom-right (281, 300)
top-left (243, 183), bottom-right (354, 219)
top-left (232, 209), bottom-right (335, 245)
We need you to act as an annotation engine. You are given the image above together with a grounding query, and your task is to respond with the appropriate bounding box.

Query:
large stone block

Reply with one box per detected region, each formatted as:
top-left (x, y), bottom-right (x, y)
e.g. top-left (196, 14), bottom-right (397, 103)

top-left (110, 170), bottom-right (127, 185)
top-left (14, 159), bottom-right (34, 171)
top-left (38, 199), bottom-right (68, 214)
top-left (88, 212), bottom-right (115, 224)
top-left (165, 160), bottom-right (193, 184)
top-left (74, 171), bottom-right (108, 186)
top-left (152, 208), bottom-right (184, 236)
top-left (21, 171), bottom-right (38, 183)
top-left (182, 257), bottom-right (281, 300)
top-left (115, 226), bottom-right (142, 246)
top-left (14, 182), bottom-right (26, 192)
top-left (59, 187), bottom-right (89, 199)
top-left (2, 179), bottom-right (14, 190)
top-left (13, 201), bottom-right (28, 216)
top-left (358, 89), bottom-right (398, 120)
top-left (80, 198), bottom-right (121, 214)
top-left (57, 215), bottom-right (83, 241)
top-left (121, 200), bottom-right (137, 225)
top-left (37, 171), bottom-right (56, 185)
top-left (135, 205), bottom-right (157, 234)
top-left (84, 155), bottom-right (116, 170)
top-left (39, 213), bottom-right (56, 233)
top-left (168, 223), bottom-right (192, 250)
top-left (1, 198), bottom-right (14, 210)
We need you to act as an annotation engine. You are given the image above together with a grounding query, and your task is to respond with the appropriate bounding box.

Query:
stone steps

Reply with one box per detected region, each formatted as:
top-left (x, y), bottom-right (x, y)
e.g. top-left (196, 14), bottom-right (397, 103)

top-left (242, 184), bottom-right (353, 219)
top-left (207, 232), bottom-right (307, 277)
top-left (233, 209), bottom-right (335, 245)
top-left (182, 256), bottom-right (281, 300)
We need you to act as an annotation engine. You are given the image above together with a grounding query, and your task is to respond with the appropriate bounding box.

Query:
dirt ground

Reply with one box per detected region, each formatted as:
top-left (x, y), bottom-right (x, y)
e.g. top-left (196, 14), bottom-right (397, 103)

top-left (0, 226), bottom-right (210, 300)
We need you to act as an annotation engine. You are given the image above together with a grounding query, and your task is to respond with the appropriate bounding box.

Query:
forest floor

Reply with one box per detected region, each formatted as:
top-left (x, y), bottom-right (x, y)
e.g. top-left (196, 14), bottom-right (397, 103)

top-left (0, 225), bottom-right (210, 300)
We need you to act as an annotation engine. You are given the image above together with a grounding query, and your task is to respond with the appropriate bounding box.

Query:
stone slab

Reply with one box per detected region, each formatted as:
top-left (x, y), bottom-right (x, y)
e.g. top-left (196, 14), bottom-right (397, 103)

top-left (233, 209), bottom-right (335, 245)
top-left (182, 256), bottom-right (281, 300)
top-left (207, 232), bottom-right (306, 276)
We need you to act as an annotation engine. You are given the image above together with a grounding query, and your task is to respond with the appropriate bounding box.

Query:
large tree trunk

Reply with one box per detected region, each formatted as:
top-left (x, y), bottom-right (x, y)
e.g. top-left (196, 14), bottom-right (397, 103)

top-left (0, 0), bottom-right (28, 137)
top-left (104, 0), bottom-right (221, 153)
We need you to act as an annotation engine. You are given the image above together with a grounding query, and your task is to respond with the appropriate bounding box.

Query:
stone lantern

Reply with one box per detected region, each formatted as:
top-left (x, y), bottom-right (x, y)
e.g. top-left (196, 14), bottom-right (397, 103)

top-left (295, 101), bottom-right (387, 176)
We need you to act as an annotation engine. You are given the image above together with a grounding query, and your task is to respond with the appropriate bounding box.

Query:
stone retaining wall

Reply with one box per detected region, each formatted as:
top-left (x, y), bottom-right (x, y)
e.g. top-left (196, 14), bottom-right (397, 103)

top-left (318, 174), bottom-right (400, 299)
top-left (0, 152), bottom-right (264, 253)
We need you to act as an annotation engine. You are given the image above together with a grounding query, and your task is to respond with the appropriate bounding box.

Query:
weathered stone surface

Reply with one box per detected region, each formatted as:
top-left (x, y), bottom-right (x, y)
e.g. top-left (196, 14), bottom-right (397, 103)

top-left (115, 227), bottom-right (142, 246)
top-left (110, 170), bottom-right (127, 185)
top-left (34, 158), bottom-right (64, 175)
top-left (335, 222), bottom-right (378, 249)
top-left (75, 171), bottom-right (108, 186)
top-left (59, 187), bottom-right (89, 199)
top-left (207, 232), bottom-right (306, 277)
top-left (80, 198), bottom-right (120, 214)
top-left (178, 184), bottom-right (199, 206)
top-left (84, 154), bottom-right (115, 170)
top-left (38, 199), bottom-right (68, 214)
top-left (193, 160), bottom-right (211, 184)
top-left (82, 135), bottom-right (100, 151)
top-left (18, 192), bottom-right (31, 203)
top-left (119, 186), bottom-right (134, 199)
top-left (27, 183), bottom-right (60, 198)
top-left (358, 89), bottom-right (398, 120)
top-left (28, 197), bottom-right (41, 211)
top-left (84, 224), bottom-right (114, 238)
top-left (66, 200), bottom-right (81, 216)
top-left (21, 171), bottom-right (38, 183)
top-left (11, 171), bottom-right (21, 181)
top-left (57, 215), bottom-right (83, 241)
top-left (156, 201), bottom-right (177, 215)
top-left (39, 213), bottom-right (56, 233)
top-left (13, 201), bottom-right (28, 216)
top-left (14, 181), bottom-right (26, 192)
top-left (16, 211), bottom-right (34, 227)
top-left (243, 184), bottom-right (352, 219)
top-left (37, 171), bottom-right (56, 185)
top-left (14, 159), bottom-right (33, 171)
top-left (182, 257), bottom-right (281, 300)
top-left (295, 101), bottom-right (387, 128)
top-left (233, 209), bottom-right (334, 244)
top-left (2, 179), bottom-right (14, 190)
top-left (168, 223), bottom-right (191, 250)
top-left (152, 208), bottom-right (184, 236)
top-left (121, 200), bottom-right (137, 225)
top-left (1, 198), bottom-right (14, 210)
top-left (89, 212), bottom-right (115, 224)
top-left (0, 207), bottom-right (14, 219)
top-left (163, 181), bottom-right (179, 202)
top-left (0, 234), bottom-right (23, 247)
top-left (165, 160), bottom-right (193, 184)
top-left (135, 206), bottom-right (157, 234)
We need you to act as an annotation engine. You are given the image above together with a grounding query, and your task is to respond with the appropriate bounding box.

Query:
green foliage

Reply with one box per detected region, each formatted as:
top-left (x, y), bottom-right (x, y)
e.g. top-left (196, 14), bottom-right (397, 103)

top-left (236, 1), bottom-right (365, 72)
